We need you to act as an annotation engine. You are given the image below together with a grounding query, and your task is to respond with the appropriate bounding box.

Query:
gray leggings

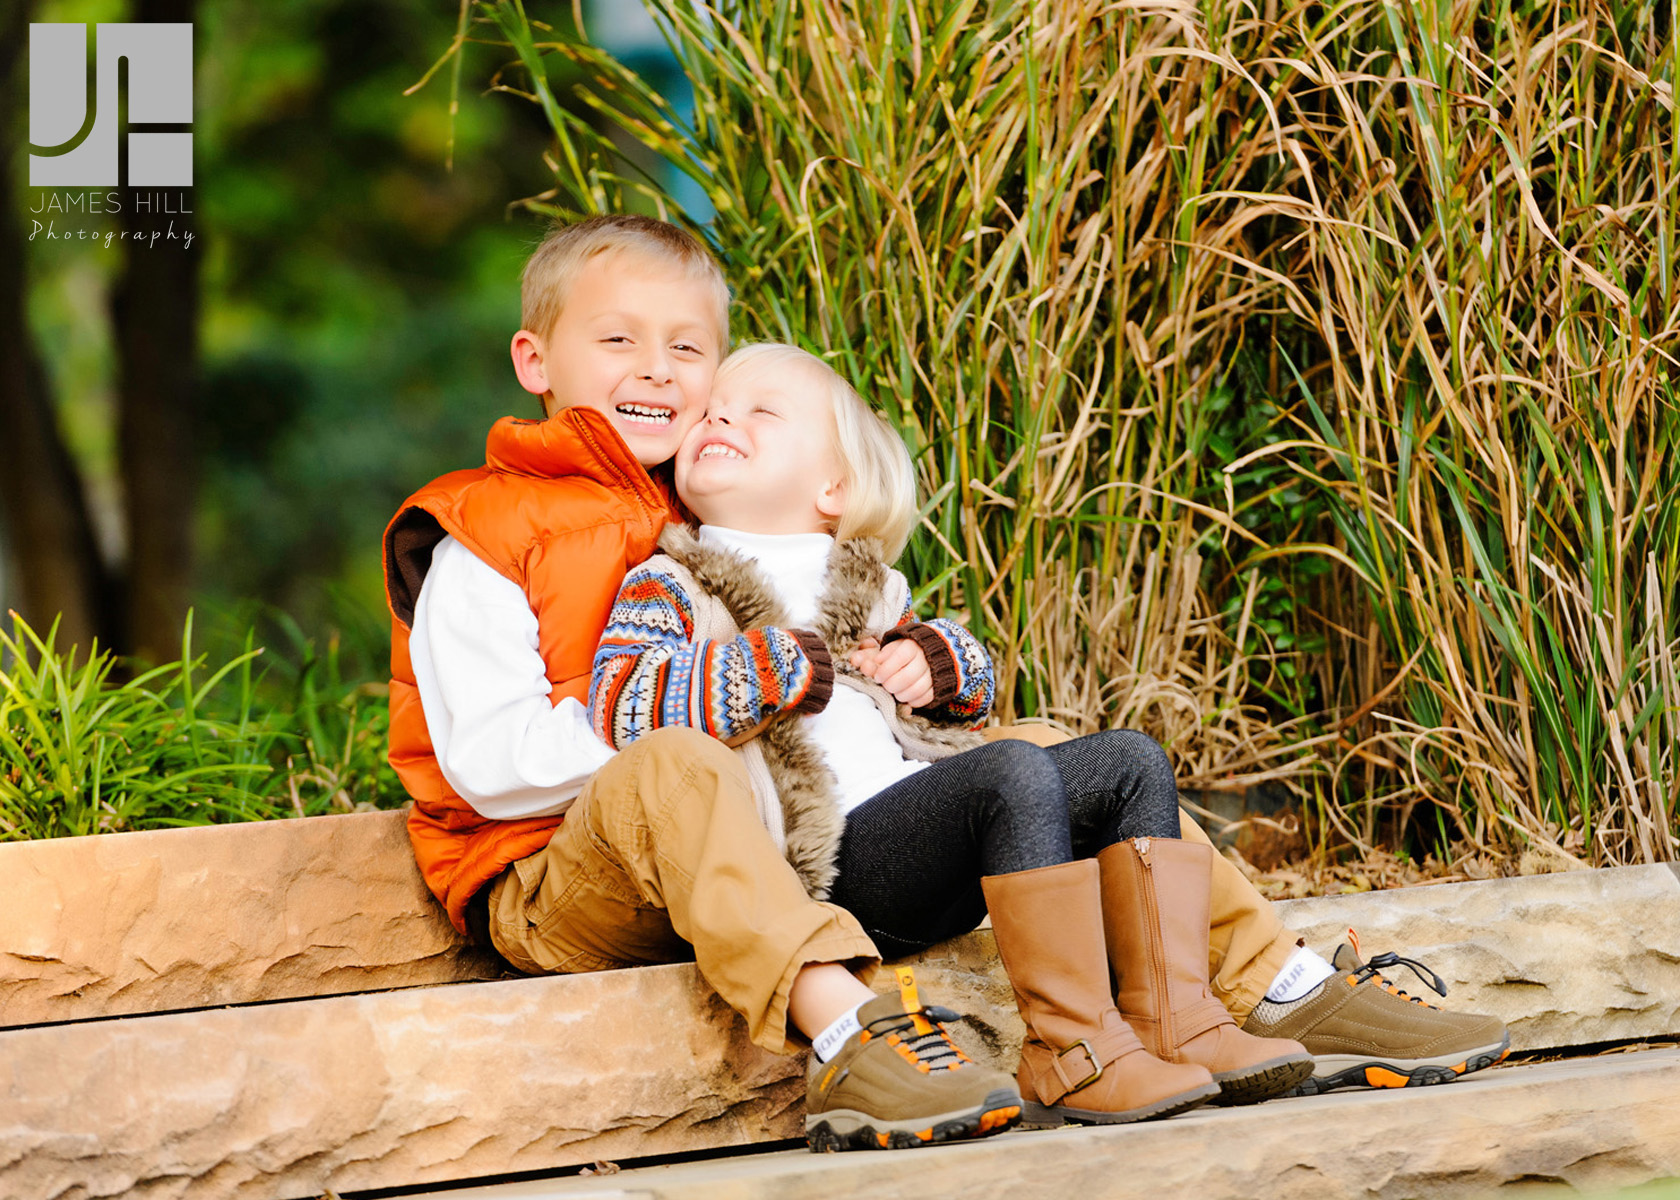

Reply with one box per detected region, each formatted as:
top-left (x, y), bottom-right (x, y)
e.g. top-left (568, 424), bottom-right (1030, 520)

top-left (826, 731), bottom-right (1181, 957)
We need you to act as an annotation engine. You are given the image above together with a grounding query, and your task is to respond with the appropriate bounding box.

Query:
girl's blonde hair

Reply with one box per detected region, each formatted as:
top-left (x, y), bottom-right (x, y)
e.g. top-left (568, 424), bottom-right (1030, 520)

top-left (714, 343), bottom-right (919, 560)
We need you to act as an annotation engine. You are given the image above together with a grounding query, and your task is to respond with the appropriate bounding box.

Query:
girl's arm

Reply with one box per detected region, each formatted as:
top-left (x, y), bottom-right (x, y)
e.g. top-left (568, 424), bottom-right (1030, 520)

top-left (590, 562), bottom-right (833, 749)
top-left (877, 583), bottom-right (995, 727)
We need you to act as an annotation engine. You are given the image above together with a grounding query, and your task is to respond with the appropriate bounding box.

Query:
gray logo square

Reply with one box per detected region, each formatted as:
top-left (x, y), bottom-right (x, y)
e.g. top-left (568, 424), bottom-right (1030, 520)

top-left (29, 23), bottom-right (195, 188)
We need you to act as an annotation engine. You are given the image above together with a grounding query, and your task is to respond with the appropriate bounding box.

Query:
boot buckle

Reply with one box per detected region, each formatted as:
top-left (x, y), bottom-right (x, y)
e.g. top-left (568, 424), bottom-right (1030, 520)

top-left (1052, 1038), bottom-right (1103, 1096)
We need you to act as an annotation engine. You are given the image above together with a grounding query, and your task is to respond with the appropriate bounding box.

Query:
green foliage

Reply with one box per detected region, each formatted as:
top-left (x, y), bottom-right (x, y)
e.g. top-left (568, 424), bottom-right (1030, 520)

top-left (0, 613), bottom-right (265, 838)
top-left (19, 0), bottom-right (565, 639)
top-left (185, 0), bottom-right (557, 631)
top-left (0, 611), bottom-right (405, 841)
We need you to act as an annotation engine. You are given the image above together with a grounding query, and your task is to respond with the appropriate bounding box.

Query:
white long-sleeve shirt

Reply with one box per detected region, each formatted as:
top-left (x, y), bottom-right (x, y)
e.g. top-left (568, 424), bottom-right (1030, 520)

top-left (408, 535), bottom-right (615, 819)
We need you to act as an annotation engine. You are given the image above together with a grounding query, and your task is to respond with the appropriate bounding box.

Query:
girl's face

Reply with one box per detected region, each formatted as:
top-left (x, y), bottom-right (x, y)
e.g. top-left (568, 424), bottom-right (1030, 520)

top-left (675, 362), bottom-right (847, 536)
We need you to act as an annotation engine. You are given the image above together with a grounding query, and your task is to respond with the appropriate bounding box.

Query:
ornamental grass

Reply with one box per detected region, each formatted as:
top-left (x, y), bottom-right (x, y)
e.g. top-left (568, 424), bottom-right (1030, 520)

top-left (436, 0), bottom-right (1679, 869)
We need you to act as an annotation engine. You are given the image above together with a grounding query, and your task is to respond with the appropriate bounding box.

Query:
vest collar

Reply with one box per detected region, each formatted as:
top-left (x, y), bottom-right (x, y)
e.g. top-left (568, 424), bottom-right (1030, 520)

top-left (485, 405), bottom-right (679, 517)
top-left (487, 406), bottom-right (636, 478)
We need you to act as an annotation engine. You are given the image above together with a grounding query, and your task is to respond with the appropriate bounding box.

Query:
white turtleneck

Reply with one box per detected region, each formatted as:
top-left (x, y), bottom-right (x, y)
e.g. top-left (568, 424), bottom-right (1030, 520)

top-left (697, 525), bottom-right (928, 815)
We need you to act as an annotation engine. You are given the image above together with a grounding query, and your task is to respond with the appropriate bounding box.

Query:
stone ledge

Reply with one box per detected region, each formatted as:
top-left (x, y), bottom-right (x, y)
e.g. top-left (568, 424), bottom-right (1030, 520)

top-left (0, 810), bottom-right (497, 1029)
top-left (1274, 863), bottom-right (1680, 1052)
top-left (0, 967), bottom-right (802, 1200)
top-left (902, 862), bottom-right (1680, 1071)
top-left (4, 803), bottom-right (1675, 1055)
top-left (395, 1049), bottom-right (1680, 1200)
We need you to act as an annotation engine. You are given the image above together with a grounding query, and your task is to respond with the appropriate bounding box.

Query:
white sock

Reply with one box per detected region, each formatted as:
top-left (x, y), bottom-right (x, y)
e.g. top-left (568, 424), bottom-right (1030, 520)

top-left (812, 1001), bottom-right (866, 1062)
top-left (1265, 945), bottom-right (1337, 1003)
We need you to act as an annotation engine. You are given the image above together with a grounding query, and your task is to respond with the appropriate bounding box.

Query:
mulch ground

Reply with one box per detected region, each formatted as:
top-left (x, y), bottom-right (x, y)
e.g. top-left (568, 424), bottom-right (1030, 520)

top-left (1213, 817), bottom-right (1593, 900)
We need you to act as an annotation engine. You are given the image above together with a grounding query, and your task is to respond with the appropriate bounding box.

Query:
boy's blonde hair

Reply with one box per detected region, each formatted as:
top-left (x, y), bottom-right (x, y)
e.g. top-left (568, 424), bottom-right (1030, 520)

top-left (715, 343), bottom-right (919, 560)
top-left (521, 215), bottom-right (731, 345)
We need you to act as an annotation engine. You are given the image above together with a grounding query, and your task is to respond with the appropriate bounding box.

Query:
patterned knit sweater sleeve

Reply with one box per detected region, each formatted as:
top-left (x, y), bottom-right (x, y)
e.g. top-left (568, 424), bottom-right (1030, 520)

top-left (878, 582), bottom-right (995, 728)
top-left (590, 561), bottom-right (834, 749)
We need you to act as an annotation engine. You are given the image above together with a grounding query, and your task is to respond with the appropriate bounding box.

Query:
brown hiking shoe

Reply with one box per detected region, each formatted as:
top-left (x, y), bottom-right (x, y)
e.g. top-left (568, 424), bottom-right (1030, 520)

top-left (805, 968), bottom-right (1022, 1152)
top-left (1243, 936), bottom-right (1510, 1094)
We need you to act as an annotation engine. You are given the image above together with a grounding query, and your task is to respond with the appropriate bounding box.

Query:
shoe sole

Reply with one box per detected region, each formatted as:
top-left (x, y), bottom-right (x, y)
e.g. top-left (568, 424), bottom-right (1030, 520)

top-left (1290, 1035), bottom-right (1512, 1096)
top-left (806, 1087), bottom-right (1023, 1152)
top-left (1017, 1079), bottom-right (1221, 1128)
top-left (1208, 1052), bottom-right (1317, 1106)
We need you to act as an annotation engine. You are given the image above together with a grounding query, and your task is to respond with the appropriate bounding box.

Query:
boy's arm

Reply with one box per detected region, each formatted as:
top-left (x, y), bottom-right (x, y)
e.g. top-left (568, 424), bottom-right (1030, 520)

top-left (590, 563), bottom-right (834, 749)
top-left (877, 579), bottom-right (995, 728)
top-left (412, 536), bottom-right (614, 819)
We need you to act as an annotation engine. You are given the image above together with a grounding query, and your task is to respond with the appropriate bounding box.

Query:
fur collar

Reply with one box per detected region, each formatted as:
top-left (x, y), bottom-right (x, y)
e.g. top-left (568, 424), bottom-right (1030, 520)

top-left (655, 524), bottom-right (981, 898)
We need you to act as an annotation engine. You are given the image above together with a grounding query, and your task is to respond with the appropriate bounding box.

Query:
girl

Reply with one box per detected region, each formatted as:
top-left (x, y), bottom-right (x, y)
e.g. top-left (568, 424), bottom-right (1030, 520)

top-left (589, 343), bottom-right (1311, 1126)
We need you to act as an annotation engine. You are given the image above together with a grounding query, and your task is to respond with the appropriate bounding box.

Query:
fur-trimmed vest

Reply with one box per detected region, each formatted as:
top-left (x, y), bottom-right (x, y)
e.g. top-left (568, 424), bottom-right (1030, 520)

top-left (651, 524), bottom-right (985, 898)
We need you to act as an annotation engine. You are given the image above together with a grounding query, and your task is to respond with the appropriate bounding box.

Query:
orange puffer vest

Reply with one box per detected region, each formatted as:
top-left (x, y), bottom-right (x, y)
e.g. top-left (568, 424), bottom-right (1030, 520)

top-left (383, 406), bottom-right (675, 934)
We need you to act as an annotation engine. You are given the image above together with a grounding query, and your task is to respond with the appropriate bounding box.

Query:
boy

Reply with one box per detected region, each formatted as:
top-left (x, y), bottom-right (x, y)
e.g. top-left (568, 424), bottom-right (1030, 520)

top-left (381, 215), bottom-right (1023, 1151)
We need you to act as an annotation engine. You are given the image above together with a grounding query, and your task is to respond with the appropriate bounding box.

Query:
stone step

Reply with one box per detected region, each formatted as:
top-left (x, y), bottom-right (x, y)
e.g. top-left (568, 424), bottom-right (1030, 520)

top-left (1272, 862), bottom-right (1680, 1053)
top-left (0, 810), bottom-right (497, 1028)
top-left (387, 1048), bottom-right (1680, 1200)
top-left (0, 966), bottom-right (802, 1200)
top-left (4, 864), bottom-right (1677, 1199)
top-left (869, 862), bottom-right (1680, 1075)
top-left (7, 799), bottom-right (1678, 1053)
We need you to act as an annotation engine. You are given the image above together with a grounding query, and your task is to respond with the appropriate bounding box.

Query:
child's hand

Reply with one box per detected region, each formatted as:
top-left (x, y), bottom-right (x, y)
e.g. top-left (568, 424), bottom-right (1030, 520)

top-left (849, 635), bottom-right (935, 709)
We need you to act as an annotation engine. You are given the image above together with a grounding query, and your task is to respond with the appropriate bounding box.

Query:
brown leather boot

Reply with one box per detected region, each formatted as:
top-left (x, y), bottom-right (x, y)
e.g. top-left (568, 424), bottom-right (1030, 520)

top-left (1098, 836), bottom-right (1314, 1104)
top-left (981, 859), bottom-right (1218, 1126)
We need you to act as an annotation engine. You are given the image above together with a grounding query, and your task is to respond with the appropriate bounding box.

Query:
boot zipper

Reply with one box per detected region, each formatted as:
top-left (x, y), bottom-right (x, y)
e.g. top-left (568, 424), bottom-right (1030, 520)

top-left (1133, 837), bottom-right (1170, 1052)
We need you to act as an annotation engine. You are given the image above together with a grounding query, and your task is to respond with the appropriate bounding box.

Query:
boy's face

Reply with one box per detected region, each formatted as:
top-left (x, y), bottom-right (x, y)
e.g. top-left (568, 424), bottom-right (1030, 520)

top-left (512, 251), bottom-right (723, 467)
top-left (675, 363), bottom-right (846, 536)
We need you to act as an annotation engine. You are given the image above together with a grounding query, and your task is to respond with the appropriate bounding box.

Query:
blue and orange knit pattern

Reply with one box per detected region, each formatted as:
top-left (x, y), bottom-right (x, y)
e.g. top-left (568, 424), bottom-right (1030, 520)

top-left (591, 566), bottom-right (821, 747)
top-left (915, 613), bottom-right (995, 724)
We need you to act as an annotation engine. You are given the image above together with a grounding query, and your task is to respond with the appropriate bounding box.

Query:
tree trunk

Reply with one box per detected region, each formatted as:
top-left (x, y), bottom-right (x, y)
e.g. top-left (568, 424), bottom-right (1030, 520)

top-left (113, 0), bottom-right (201, 662)
top-left (0, 0), bottom-right (115, 654)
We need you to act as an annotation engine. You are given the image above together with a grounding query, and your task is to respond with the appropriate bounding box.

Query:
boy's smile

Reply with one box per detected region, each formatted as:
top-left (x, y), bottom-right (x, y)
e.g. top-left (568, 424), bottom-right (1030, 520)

top-left (510, 250), bottom-right (724, 467)
top-left (619, 402), bottom-right (679, 427)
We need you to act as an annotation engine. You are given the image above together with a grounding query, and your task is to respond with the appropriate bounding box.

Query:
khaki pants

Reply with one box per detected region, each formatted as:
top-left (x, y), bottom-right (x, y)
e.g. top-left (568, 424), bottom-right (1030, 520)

top-left (487, 726), bottom-right (879, 1054)
top-left (983, 725), bottom-right (1297, 1022)
top-left (489, 723), bottom-right (1295, 1055)
top-left (1178, 811), bottom-right (1298, 1021)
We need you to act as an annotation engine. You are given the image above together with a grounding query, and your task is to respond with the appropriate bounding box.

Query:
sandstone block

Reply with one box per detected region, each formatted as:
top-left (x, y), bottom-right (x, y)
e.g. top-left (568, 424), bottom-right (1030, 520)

top-left (405, 1049), bottom-right (1680, 1200)
top-left (5, 803), bottom-right (1674, 1064)
top-left (1274, 863), bottom-right (1680, 1051)
top-left (0, 810), bottom-right (497, 1028)
top-left (0, 967), bottom-right (801, 1200)
top-left (893, 862), bottom-right (1680, 1073)
top-left (4, 863), bottom-right (1678, 1199)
